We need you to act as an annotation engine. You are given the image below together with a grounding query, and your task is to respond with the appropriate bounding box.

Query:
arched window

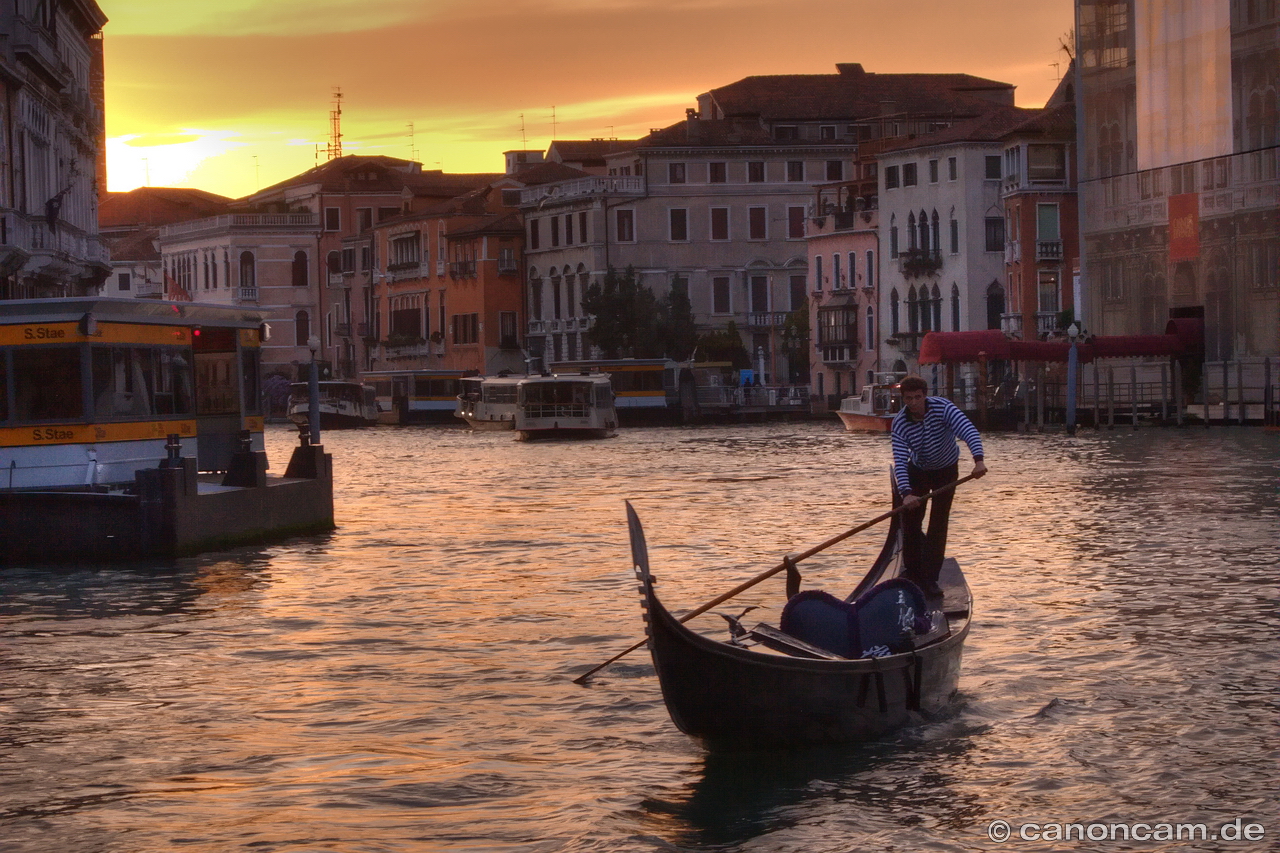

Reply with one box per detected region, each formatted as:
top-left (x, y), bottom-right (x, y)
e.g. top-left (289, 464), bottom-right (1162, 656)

top-left (865, 305), bottom-right (875, 351)
top-left (890, 288), bottom-right (900, 335)
top-left (865, 250), bottom-right (874, 289)
top-left (832, 252), bottom-right (842, 289)
top-left (931, 284), bottom-right (942, 331)
top-left (951, 283), bottom-right (962, 331)
top-left (889, 215), bottom-right (899, 258)
top-left (295, 310), bottom-right (310, 346)
top-left (930, 211), bottom-right (940, 257)
top-left (849, 252), bottom-right (858, 287)
top-left (907, 285), bottom-right (918, 332)
top-left (292, 251), bottom-right (308, 287)
top-left (918, 210), bottom-right (929, 254)
top-left (239, 251), bottom-right (256, 289)
top-left (814, 255), bottom-right (823, 291)
top-left (907, 212), bottom-right (917, 251)
top-left (986, 281), bottom-right (1005, 330)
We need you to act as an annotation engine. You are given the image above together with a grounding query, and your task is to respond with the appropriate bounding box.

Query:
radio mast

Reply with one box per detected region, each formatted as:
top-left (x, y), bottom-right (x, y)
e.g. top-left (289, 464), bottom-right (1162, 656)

top-left (327, 87), bottom-right (343, 160)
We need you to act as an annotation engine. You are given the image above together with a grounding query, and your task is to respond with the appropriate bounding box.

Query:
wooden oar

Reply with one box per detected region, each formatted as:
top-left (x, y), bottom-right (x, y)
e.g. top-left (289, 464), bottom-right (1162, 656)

top-left (572, 472), bottom-right (978, 684)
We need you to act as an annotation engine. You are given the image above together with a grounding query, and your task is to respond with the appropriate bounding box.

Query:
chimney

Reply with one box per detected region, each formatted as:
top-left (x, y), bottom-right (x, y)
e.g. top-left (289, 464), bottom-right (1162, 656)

top-left (836, 63), bottom-right (865, 77)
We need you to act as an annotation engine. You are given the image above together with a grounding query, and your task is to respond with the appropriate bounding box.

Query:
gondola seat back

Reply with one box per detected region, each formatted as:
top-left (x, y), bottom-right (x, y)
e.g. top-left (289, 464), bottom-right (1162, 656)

top-left (780, 579), bottom-right (928, 659)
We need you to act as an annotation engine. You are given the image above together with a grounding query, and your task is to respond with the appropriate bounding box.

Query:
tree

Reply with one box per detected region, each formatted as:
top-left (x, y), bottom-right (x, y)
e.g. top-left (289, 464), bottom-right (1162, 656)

top-left (694, 320), bottom-right (751, 369)
top-left (581, 266), bottom-right (698, 359)
top-left (780, 299), bottom-right (811, 383)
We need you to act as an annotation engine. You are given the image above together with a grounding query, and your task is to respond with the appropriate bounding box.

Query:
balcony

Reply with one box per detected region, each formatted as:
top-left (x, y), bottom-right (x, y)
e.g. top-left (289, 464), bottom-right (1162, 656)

top-left (238, 287), bottom-right (259, 303)
top-left (528, 320), bottom-right (546, 334)
top-left (899, 249), bottom-right (942, 278)
top-left (159, 213), bottom-right (318, 239)
top-left (497, 257), bottom-right (519, 275)
top-left (1036, 241), bottom-right (1063, 262)
top-left (746, 312), bottom-right (791, 328)
top-left (546, 319), bottom-right (564, 333)
top-left (448, 260), bottom-right (477, 279)
top-left (1036, 312), bottom-right (1060, 336)
top-left (335, 322), bottom-right (352, 337)
top-left (519, 175), bottom-right (646, 207)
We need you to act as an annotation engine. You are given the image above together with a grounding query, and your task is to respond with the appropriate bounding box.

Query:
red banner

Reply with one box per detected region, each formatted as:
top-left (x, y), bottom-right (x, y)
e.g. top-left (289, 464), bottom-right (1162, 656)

top-left (1168, 193), bottom-right (1200, 261)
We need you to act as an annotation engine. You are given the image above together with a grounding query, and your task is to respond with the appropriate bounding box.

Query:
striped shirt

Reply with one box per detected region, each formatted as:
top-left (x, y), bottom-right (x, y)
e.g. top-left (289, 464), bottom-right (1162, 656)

top-left (890, 396), bottom-right (984, 495)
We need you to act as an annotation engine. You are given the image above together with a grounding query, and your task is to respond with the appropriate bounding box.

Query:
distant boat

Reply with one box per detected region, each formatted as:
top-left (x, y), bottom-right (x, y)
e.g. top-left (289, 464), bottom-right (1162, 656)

top-left (288, 381), bottom-right (378, 429)
top-left (625, 499), bottom-right (970, 746)
top-left (514, 373), bottom-right (617, 440)
top-left (836, 379), bottom-right (902, 432)
top-left (455, 374), bottom-right (521, 430)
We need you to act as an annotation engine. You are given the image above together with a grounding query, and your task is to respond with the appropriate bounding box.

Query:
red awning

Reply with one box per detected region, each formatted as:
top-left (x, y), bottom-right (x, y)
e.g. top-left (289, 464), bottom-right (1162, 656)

top-left (1008, 339), bottom-right (1078, 363)
top-left (918, 330), bottom-right (1011, 364)
top-left (1088, 334), bottom-right (1183, 359)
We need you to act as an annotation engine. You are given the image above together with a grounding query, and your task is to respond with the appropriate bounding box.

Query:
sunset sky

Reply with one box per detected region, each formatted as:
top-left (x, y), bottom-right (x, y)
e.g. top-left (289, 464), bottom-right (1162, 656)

top-left (101, 0), bottom-right (1075, 199)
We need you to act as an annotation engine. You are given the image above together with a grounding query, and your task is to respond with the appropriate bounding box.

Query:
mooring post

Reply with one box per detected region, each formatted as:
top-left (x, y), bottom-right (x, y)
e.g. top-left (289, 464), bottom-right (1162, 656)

top-left (1093, 363), bottom-right (1101, 429)
top-left (1036, 364), bottom-right (1045, 429)
top-left (1107, 367), bottom-right (1115, 429)
top-left (1131, 366), bottom-right (1139, 430)
top-left (1174, 360), bottom-right (1184, 427)
top-left (1223, 360), bottom-right (1230, 427)
top-left (1160, 363), bottom-right (1168, 421)
top-left (1265, 358), bottom-right (1273, 427)
top-left (1237, 360), bottom-right (1246, 425)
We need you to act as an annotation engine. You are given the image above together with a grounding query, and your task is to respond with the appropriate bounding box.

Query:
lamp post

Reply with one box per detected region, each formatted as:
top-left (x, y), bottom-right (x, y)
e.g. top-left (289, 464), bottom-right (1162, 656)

top-left (1066, 322), bottom-right (1080, 435)
top-left (307, 334), bottom-right (322, 446)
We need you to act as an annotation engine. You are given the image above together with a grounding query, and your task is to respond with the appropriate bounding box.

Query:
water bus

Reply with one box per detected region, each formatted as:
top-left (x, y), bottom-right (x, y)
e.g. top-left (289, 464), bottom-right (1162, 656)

top-left (548, 358), bottom-right (674, 421)
top-left (514, 373), bottom-right (617, 440)
top-left (288, 381), bottom-right (378, 429)
top-left (361, 369), bottom-right (466, 424)
top-left (0, 298), bottom-right (333, 563)
top-left (455, 374), bottom-right (521, 430)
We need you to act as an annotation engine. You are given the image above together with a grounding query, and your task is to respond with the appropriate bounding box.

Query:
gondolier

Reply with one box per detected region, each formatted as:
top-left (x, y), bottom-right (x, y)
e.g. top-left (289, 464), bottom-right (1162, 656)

top-left (891, 375), bottom-right (987, 599)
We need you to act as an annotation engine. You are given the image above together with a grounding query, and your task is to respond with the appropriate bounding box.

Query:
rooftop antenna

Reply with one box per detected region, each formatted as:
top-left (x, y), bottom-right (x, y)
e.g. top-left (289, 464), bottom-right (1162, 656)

top-left (1050, 61), bottom-right (1061, 81)
top-left (407, 122), bottom-right (419, 162)
top-left (327, 86), bottom-right (343, 161)
top-left (550, 105), bottom-right (556, 141)
top-left (520, 113), bottom-right (527, 149)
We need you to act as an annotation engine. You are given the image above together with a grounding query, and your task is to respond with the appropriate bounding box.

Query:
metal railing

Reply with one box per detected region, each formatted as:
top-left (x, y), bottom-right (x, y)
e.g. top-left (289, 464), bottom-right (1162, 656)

top-left (519, 175), bottom-right (645, 206)
top-left (159, 213), bottom-right (318, 238)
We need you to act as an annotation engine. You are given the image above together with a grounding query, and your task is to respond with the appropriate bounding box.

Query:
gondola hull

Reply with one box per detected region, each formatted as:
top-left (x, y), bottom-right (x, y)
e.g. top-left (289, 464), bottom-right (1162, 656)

top-left (627, 502), bottom-right (971, 747)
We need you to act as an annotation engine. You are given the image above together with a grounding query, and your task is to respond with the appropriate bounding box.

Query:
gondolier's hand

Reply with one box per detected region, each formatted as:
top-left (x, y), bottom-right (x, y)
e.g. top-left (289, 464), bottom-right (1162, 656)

top-left (972, 460), bottom-right (988, 479)
top-left (902, 493), bottom-right (922, 510)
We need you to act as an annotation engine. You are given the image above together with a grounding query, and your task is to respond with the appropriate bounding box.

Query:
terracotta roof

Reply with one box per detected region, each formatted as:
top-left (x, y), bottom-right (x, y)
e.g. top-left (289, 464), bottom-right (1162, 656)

top-left (241, 155), bottom-right (499, 202)
top-left (1001, 102), bottom-right (1075, 140)
top-left (99, 187), bottom-right (233, 229)
top-left (704, 63), bottom-right (1016, 122)
top-left (547, 139), bottom-right (638, 164)
top-left (104, 227), bottom-right (161, 262)
top-left (447, 211), bottom-right (524, 239)
top-left (876, 106), bottom-right (1043, 154)
top-left (637, 117), bottom-right (776, 149)
top-left (509, 162), bottom-right (593, 186)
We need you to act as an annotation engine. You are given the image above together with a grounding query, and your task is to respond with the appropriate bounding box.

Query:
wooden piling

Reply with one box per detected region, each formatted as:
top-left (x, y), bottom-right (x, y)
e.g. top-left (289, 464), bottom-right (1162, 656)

top-left (1160, 363), bottom-right (1169, 421)
top-left (1237, 360), bottom-right (1246, 425)
top-left (1174, 360), bottom-right (1184, 426)
top-left (1131, 366), bottom-right (1138, 430)
top-left (1107, 367), bottom-right (1115, 429)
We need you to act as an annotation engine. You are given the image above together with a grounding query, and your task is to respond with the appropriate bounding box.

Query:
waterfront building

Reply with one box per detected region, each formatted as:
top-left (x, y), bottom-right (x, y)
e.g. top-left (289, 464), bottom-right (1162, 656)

top-left (0, 0), bottom-right (109, 299)
top-left (97, 187), bottom-right (232, 298)
top-left (521, 63), bottom-right (1018, 384)
top-left (806, 165), bottom-right (880, 410)
top-left (1075, 0), bottom-right (1279, 360)
top-left (999, 82), bottom-right (1080, 341)
top-left (876, 107), bottom-right (1042, 389)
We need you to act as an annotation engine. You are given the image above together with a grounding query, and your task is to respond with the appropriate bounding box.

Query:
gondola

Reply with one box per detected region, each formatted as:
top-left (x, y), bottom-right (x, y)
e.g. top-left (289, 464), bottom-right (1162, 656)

top-left (626, 499), bottom-right (971, 747)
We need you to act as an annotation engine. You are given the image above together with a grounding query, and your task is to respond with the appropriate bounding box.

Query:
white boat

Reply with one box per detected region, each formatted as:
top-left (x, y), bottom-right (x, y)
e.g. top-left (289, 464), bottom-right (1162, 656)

top-left (514, 373), bottom-right (618, 440)
top-left (836, 380), bottom-right (902, 432)
top-left (455, 375), bottom-right (521, 430)
top-left (288, 381), bottom-right (378, 429)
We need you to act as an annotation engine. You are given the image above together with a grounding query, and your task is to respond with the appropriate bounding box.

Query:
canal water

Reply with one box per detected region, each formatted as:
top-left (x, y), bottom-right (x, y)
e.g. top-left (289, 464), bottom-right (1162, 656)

top-left (1, 422), bottom-right (1277, 852)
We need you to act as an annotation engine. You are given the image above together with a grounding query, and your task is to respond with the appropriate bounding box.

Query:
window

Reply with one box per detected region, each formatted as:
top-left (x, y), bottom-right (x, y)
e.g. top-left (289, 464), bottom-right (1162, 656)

top-left (866, 305), bottom-right (875, 350)
top-left (564, 214), bottom-right (574, 245)
top-left (1038, 271), bottom-right (1060, 313)
top-left (908, 212), bottom-right (917, 251)
top-left (551, 217), bottom-right (560, 247)
top-left (669, 208), bottom-right (688, 241)
top-left (361, 245), bottom-right (372, 271)
top-left (985, 155), bottom-right (1002, 180)
top-left (390, 295), bottom-right (422, 339)
top-left (578, 211), bottom-right (588, 241)
top-left (787, 161), bottom-right (804, 182)
top-left (668, 162), bottom-right (687, 184)
top-left (292, 250), bottom-right (308, 286)
top-left (849, 253), bottom-right (858, 288)
top-left (890, 289), bottom-right (900, 335)
top-left (774, 125), bottom-right (798, 140)
top-left (712, 276), bottom-right (732, 313)
top-left (748, 161), bottom-right (765, 182)
top-left (117, 272), bottom-right (131, 291)
top-left (748, 206), bottom-right (766, 239)
top-left (832, 253), bottom-right (842, 289)
top-left (950, 217), bottom-right (959, 254)
top-left (13, 346), bottom-right (83, 421)
top-left (750, 276), bottom-right (769, 313)
top-left (616, 209), bottom-right (635, 242)
top-left (710, 207), bottom-right (729, 241)
top-left (952, 284), bottom-right (962, 331)
top-left (789, 275), bottom-right (807, 311)
top-left (529, 219), bottom-right (540, 250)
top-left (865, 250), bottom-right (874, 289)
top-left (709, 162), bottom-right (727, 183)
top-left (357, 208), bottom-right (373, 232)
top-left (499, 312), bottom-right (518, 348)
top-left (324, 207), bottom-right (340, 231)
top-left (984, 217), bottom-right (1005, 252)
top-left (930, 211), bottom-right (940, 257)
top-left (825, 160), bottom-right (844, 181)
top-left (239, 251), bottom-right (255, 289)
top-left (295, 310), bottom-right (310, 347)
top-left (389, 233), bottom-right (420, 268)
top-left (452, 312), bottom-right (481, 345)
top-left (1036, 203), bottom-right (1061, 242)
top-left (787, 206), bottom-right (805, 239)
top-left (890, 215), bottom-right (899, 258)
top-left (820, 125), bottom-right (837, 140)
top-left (903, 162), bottom-right (917, 186)
top-left (1028, 144), bottom-right (1066, 181)
top-left (928, 159), bottom-right (939, 183)
top-left (814, 255), bottom-right (823, 292)
top-left (948, 156), bottom-right (957, 180)
top-left (885, 165), bottom-right (900, 189)
top-left (340, 247), bottom-right (355, 273)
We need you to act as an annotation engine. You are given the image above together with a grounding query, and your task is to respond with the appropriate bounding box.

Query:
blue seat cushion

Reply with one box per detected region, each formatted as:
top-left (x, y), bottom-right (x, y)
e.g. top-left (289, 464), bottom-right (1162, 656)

top-left (779, 578), bottom-right (928, 659)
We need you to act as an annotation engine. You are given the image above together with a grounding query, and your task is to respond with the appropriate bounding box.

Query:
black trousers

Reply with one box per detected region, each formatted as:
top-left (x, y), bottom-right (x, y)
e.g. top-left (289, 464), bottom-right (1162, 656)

top-left (901, 461), bottom-right (959, 588)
